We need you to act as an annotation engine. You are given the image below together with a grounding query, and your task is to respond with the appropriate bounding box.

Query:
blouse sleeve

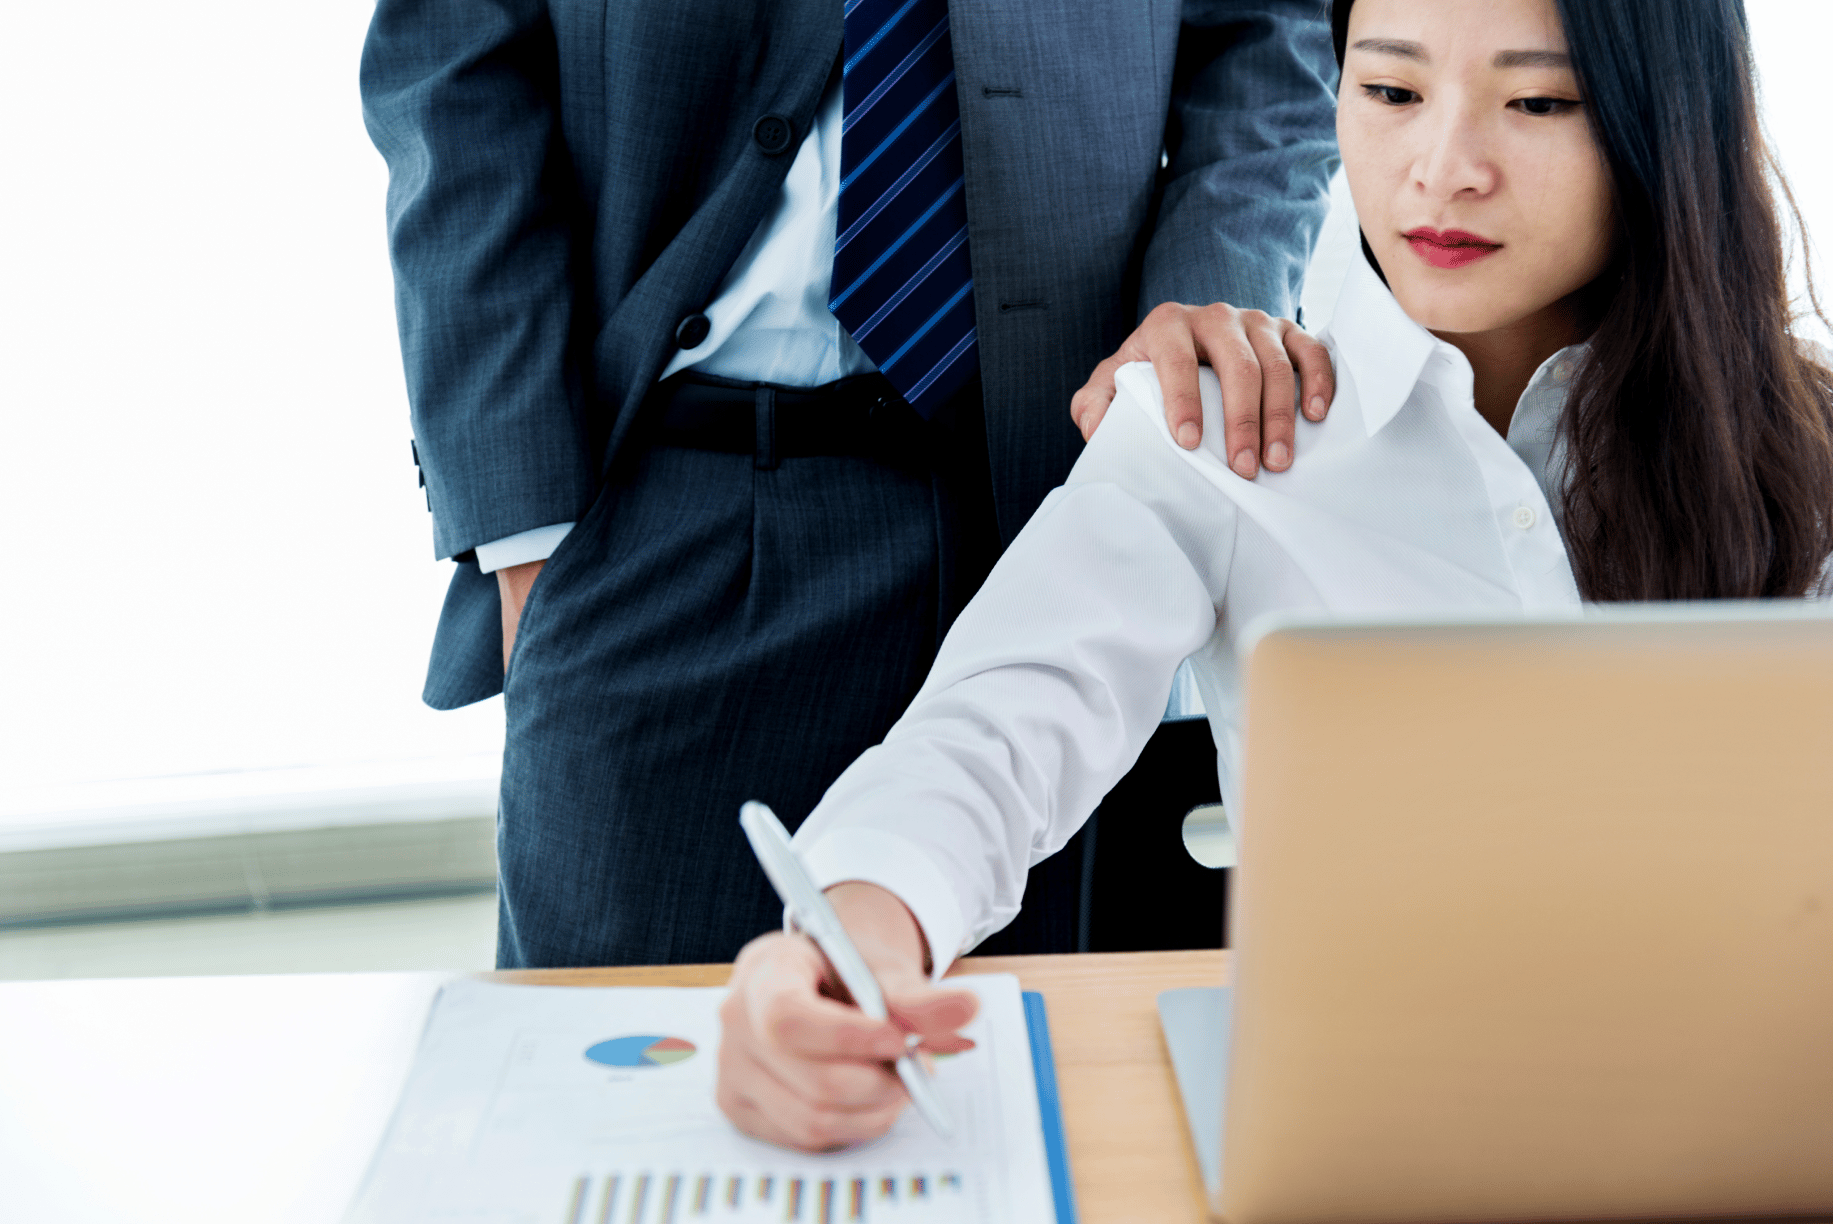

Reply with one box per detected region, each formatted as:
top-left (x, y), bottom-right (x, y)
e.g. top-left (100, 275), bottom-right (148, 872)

top-left (792, 364), bottom-right (1239, 970)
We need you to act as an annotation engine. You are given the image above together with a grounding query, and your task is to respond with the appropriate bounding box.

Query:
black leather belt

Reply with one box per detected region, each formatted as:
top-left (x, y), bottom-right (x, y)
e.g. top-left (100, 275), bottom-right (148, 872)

top-left (646, 372), bottom-right (933, 469)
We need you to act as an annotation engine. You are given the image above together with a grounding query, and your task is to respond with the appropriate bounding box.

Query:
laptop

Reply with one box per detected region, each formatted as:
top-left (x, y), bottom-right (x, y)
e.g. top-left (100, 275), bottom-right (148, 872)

top-left (1160, 603), bottom-right (1833, 1223)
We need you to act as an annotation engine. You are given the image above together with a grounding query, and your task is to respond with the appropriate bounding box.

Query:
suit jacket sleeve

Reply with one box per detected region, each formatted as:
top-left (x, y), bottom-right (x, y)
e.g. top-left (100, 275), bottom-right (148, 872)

top-left (1141, 0), bottom-right (1340, 320)
top-left (361, 0), bottom-right (594, 561)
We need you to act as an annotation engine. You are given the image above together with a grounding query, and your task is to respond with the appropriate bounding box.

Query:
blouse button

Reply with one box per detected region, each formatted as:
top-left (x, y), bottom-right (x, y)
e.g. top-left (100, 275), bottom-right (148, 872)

top-left (1513, 505), bottom-right (1538, 530)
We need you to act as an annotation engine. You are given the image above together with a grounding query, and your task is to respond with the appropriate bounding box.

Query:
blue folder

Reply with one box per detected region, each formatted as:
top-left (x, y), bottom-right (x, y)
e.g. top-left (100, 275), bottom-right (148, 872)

top-left (1022, 991), bottom-right (1079, 1224)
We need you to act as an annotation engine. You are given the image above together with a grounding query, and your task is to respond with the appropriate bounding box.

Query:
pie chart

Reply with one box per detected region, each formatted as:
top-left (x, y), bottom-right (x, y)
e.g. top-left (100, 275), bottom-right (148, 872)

top-left (584, 1035), bottom-right (698, 1068)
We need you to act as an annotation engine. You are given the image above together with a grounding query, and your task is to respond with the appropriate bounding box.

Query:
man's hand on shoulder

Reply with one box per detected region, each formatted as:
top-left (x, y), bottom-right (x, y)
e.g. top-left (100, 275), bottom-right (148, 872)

top-left (1070, 303), bottom-right (1335, 477)
top-left (497, 558), bottom-right (545, 671)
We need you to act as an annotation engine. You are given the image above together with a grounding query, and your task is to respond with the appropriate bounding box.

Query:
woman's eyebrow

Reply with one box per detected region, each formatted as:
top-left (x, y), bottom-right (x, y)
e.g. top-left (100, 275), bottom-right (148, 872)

top-left (1351, 38), bottom-right (1427, 62)
top-left (1493, 49), bottom-right (1572, 69)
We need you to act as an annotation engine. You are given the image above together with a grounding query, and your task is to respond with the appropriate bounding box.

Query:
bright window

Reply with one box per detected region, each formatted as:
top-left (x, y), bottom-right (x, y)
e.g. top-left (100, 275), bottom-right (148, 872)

top-left (1, 0), bottom-right (501, 846)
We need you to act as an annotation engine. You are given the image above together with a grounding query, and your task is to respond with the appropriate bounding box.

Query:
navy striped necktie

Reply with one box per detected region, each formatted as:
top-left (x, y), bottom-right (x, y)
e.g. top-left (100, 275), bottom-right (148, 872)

top-left (830, 0), bottom-right (978, 419)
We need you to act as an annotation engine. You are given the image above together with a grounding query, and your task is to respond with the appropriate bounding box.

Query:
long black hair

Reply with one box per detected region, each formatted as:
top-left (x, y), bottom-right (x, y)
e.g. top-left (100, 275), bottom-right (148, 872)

top-left (1333, 0), bottom-right (1833, 599)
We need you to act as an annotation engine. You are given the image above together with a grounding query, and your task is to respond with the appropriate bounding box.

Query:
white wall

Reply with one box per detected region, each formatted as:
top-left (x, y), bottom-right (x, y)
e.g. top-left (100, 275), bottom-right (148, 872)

top-left (1751, 0), bottom-right (1833, 353)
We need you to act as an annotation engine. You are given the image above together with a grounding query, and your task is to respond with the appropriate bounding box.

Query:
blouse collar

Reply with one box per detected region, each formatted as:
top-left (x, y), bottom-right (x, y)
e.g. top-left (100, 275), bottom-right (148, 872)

top-left (1319, 252), bottom-right (1437, 437)
top-left (1320, 250), bottom-right (1590, 442)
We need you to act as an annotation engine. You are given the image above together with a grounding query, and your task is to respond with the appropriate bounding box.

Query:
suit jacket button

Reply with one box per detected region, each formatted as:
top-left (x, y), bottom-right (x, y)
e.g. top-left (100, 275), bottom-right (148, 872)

top-left (753, 115), bottom-right (793, 155)
top-left (675, 313), bottom-right (712, 350)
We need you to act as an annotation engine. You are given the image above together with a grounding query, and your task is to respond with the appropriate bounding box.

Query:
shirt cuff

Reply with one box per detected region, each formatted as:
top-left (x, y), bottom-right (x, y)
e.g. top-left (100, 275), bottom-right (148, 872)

top-left (793, 826), bottom-right (969, 983)
top-left (473, 523), bottom-right (575, 574)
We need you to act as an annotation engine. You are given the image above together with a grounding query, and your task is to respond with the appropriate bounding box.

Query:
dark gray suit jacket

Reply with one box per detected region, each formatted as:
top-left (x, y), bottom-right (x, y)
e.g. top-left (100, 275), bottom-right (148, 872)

top-left (361, 0), bottom-right (1338, 708)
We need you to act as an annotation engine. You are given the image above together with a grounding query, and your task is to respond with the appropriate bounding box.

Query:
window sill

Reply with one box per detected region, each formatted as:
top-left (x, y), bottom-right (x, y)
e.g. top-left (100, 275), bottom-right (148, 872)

top-left (0, 757), bottom-right (499, 928)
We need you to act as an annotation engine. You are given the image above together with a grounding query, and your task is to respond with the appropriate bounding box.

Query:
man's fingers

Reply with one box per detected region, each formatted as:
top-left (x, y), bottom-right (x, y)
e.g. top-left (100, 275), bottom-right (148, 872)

top-left (1145, 317), bottom-right (1205, 452)
top-left (1189, 309), bottom-right (1264, 477)
top-left (1285, 324), bottom-right (1336, 422)
top-left (1244, 315), bottom-right (1298, 472)
top-left (1070, 353), bottom-right (1126, 441)
top-left (1091, 302), bottom-right (1334, 473)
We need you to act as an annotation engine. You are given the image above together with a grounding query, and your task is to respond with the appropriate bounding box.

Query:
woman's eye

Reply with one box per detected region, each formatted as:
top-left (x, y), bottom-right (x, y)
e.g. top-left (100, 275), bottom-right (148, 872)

top-left (1511, 96), bottom-right (1578, 116)
top-left (1361, 84), bottom-right (1420, 107)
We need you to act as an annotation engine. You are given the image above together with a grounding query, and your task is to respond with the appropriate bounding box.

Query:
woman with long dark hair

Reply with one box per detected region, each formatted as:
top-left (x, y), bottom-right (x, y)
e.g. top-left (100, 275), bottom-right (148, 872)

top-left (1330, 0), bottom-right (1833, 601)
top-left (716, 0), bottom-right (1833, 1151)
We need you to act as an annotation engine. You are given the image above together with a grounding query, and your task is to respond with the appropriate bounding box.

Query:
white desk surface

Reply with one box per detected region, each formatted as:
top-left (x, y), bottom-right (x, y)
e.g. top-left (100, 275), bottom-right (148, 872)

top-left (0, 971), bottom-right (453, 1224)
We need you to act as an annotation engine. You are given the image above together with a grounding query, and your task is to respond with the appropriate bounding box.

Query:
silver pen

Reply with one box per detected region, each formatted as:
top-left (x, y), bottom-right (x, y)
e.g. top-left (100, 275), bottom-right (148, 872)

top-left (738, 801), bottom-right (955, 1141)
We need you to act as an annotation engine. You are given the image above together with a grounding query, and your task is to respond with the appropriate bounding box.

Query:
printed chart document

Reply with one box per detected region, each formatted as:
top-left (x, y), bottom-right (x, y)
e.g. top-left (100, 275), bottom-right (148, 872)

top-left (345, 975), bottom-right (1056, 1224)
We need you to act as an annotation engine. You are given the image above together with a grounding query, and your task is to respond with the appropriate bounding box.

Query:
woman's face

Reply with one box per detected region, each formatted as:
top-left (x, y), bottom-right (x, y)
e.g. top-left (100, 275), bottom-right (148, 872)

top-left (1337, 0), bottom-right (1615, 338)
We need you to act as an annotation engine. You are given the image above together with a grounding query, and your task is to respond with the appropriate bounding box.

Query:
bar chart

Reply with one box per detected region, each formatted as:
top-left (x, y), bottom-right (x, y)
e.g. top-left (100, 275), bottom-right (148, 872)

top-left (563, 1170), bottom-right (968, 1223)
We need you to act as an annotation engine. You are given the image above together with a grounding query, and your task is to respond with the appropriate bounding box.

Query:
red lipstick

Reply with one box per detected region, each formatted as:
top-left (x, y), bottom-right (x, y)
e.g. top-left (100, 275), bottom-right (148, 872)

top-left (1404, 227), bottom-right (1502, 269)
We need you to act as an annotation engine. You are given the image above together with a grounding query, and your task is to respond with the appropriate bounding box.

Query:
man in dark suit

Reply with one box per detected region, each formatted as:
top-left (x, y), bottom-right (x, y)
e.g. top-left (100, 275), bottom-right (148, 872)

top-left (361, 0), bottom-right (1338, 968)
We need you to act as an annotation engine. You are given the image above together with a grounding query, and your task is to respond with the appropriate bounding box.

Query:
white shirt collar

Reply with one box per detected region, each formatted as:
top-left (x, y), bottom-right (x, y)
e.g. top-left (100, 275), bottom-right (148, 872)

top-left (1320, 250), bottom-right (1588, 451)
top-left (1320, 251), bottom-right (1437, 436)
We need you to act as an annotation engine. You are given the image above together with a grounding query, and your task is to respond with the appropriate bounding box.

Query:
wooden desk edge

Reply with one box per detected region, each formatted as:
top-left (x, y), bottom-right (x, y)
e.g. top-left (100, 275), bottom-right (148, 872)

top-left (486, 947), bottom-right (1226, 991)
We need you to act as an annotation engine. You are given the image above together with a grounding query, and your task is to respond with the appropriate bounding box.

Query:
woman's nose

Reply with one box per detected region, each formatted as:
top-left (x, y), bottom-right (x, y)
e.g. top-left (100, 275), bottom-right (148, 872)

top-left (1413, 99), bottom-right (1500, 201)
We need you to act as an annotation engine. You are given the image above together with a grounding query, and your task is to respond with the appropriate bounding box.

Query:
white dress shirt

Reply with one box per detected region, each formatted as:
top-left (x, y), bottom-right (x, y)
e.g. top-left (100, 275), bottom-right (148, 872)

top-left (790, 252), bottom-right (1590, 974)
top-left (476, 80), bottom-right (872, 573)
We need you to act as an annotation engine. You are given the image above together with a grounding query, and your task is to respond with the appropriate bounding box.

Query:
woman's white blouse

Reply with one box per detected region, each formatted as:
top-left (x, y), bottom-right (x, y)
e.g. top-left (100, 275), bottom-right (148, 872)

top-left (791, 255), bottom-right (1587, 972)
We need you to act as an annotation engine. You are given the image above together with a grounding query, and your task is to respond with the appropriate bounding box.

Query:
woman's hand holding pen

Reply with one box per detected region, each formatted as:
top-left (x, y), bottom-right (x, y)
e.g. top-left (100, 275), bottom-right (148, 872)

top-left (717, 882), bottom-right (979, 1152)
